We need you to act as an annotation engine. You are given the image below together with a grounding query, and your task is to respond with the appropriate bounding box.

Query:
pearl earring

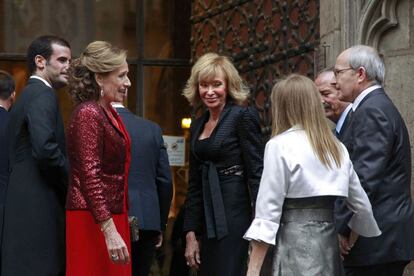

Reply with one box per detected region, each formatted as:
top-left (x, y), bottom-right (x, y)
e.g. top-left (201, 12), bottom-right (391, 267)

top-left (100, 89), bottom-right (104, 97)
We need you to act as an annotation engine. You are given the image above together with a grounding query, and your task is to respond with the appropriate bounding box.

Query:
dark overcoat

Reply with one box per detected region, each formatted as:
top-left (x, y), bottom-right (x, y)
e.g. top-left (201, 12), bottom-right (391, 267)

top-left (1, 78), bottom-right (67, 276)
top-left (0, 106), bottom-right (10, 265)
top-left (335, 88), bottom-right (414, 266)
top-left (115, 106), bottom-right (172, 232)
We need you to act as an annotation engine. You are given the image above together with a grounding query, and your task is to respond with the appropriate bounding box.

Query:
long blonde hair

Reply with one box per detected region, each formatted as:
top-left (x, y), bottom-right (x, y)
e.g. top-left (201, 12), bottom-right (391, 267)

top-left (271, 74), bottom-right (343, 168)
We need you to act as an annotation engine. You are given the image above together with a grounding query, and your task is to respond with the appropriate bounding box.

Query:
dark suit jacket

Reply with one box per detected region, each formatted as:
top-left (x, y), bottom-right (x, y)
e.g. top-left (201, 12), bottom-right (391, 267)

top-left (336, 88), bottom-right (414, 266)
top-left (116, 106), bottom-right (172, 232)
top-left (183, 103), bottom-right (264, 237)
top-left (1, 78), bottom-right (67, 275)
top-left (0, 107), bottom-right (10, 264)
top-left (0, 107), bottom-right (9, 206)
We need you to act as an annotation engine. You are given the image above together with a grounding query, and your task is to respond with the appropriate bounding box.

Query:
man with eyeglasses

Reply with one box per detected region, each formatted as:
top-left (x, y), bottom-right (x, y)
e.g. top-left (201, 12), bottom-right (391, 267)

top-left (334, 45), bottom-right (414, 276)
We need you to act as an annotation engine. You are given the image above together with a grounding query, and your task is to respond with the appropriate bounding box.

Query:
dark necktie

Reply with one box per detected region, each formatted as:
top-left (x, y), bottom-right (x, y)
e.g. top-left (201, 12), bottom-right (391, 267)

top-left (335, 129), bottom-right (340, 138)
top-left (339, 108), bottom-right (354, 135)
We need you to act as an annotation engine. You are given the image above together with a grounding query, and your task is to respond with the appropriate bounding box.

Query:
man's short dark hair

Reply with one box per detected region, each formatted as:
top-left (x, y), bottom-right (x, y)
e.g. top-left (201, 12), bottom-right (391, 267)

top-left (0, 70), bottom-right (15, 100)
top-left (27, 35), bottom-right (71, 74)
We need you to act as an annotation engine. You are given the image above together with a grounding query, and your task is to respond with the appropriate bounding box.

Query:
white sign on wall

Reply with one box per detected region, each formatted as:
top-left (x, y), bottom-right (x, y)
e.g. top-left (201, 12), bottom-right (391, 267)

top-left (163, 135), bottom-right (186, 167)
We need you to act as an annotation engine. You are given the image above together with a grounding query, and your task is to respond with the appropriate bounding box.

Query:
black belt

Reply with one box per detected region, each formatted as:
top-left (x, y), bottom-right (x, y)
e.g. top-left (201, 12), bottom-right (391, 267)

top-left (201, 162), bottom-right (244, 240)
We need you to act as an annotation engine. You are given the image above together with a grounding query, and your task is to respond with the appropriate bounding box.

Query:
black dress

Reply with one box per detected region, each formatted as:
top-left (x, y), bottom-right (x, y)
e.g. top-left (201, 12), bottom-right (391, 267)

top-left (183, 103), bottom-right (264, 276)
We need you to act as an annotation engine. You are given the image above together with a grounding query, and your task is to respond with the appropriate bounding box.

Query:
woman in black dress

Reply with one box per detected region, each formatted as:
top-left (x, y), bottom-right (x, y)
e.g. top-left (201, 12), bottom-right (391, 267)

top-left (182, 52), bottom-right (264, 276)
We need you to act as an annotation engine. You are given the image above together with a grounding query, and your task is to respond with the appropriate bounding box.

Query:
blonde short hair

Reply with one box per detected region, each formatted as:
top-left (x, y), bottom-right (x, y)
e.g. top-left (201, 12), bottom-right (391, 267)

top-left (271, 74), bottom-right (343, 168)
top-left (182, 53), bottom-right (250, 106)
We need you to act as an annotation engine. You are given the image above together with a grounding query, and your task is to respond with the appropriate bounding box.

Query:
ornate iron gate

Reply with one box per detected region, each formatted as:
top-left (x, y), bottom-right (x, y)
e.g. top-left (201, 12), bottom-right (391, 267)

top-left (191, 0), bottom-right (320, 138)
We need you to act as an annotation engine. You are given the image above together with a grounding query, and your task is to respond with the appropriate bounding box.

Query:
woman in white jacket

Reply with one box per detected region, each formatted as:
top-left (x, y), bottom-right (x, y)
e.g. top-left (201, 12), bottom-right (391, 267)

top-left (244, 74), bottom-right (381, 276)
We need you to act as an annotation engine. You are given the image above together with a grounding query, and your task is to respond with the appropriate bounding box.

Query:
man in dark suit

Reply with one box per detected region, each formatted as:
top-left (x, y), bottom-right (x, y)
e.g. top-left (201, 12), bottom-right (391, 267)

top-left (334, 45), bottom-right (414, 276)
top-left (1, 35), bottom-right (71, 276)
top-left (0, 71), bottom-right (16, 271)
top-left (315, 69), bottom-right (352, 138)
top-left (112, 102), bottom-right (173, 276)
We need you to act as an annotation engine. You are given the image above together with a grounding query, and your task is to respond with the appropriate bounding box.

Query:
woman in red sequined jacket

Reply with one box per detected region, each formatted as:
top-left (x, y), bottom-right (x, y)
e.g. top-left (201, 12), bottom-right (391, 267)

top-left (65, 41), bottom-right (132, 276)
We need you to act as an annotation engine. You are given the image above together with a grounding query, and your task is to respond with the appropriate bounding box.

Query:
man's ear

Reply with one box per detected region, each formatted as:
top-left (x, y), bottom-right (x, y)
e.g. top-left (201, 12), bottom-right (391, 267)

top-left (356, 67), bottom-right (367, 84)
top-left (10, 91), bottom-right (16, 101)
top-left (34, 55), bottom-right (46, 71)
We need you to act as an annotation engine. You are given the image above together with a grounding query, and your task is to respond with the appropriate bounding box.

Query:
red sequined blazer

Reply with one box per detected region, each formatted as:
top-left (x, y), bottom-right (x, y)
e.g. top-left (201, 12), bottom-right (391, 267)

top-left (66, 101), bottom-right (130, 223)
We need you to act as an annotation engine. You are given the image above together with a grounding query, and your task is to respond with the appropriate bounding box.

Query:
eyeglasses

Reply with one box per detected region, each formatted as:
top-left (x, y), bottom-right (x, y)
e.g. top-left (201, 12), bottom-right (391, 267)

top-left (333, 67), bottom-right (354, 77)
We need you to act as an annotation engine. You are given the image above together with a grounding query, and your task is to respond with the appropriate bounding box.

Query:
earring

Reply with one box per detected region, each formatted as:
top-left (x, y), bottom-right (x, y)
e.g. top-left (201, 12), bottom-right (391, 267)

top-left (100, 89), bottom-right (104, 97)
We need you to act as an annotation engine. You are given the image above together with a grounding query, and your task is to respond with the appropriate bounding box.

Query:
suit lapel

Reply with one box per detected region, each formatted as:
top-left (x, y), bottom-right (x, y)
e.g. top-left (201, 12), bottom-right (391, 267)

top-left (103, 106), bottom-right (126, 138)
top-left (340, 87), bottom-right (384, 150)
top-left (208, 104), bottom-right (232, 155)
top-left (190, 103), bottom-right (233, 160)
top-left (190, 111), bottom-right (209, 161)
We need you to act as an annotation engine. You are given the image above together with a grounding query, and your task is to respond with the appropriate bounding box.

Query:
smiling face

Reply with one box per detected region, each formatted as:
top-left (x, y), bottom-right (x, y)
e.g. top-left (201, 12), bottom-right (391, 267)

top-left (41, 43), bottom-right (71, 89)
top-left (198, 70), bottom-right (227, 112)
top-left (98, 61), bottom-right (131, 106)
top-left (315, 71), bottom-right (342, 121)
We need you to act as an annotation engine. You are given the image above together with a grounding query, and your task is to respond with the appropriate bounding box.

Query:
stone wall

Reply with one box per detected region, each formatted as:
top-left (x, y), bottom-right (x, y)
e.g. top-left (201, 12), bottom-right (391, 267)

top-left (319, 0), bottom-right (414, 274)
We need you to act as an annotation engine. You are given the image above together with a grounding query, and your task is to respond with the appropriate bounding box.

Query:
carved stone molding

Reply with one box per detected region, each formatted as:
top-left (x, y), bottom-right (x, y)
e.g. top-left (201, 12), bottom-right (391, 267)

top-left (357, 0), bottom-right (399, 49)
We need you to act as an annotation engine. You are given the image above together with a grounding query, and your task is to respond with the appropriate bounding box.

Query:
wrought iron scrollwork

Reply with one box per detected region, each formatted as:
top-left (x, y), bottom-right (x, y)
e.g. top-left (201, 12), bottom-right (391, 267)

top-left (191, 0), bottom-right (320, 139)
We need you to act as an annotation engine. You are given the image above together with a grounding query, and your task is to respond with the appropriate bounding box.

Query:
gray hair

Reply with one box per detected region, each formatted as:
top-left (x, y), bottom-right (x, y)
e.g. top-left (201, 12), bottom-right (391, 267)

top-left (348, 45), bottom-right (385, 85)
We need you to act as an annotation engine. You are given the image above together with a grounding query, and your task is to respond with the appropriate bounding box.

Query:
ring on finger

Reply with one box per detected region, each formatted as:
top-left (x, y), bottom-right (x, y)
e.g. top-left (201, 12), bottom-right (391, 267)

top-left (111, 253), bottom-right (119, 260)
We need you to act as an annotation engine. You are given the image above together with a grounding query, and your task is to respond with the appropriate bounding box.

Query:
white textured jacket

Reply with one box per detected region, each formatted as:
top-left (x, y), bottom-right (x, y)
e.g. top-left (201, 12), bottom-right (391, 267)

top-left (244, 126), bottom-right (381, 245)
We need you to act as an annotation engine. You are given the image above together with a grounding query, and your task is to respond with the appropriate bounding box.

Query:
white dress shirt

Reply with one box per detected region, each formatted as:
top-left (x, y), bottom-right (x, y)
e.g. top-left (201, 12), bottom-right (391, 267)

top-left (336, 104), bottom-right (353, 134)
top-left (30, 75), bottom-right (52, 88)
top-left (244, 126), bottom-right (381, 245)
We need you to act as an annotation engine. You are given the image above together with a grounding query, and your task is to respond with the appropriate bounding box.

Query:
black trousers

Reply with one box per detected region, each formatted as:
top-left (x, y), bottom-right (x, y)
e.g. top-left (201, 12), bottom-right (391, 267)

top-left (345, 261), bottom-right (409, 276)
top-left (131, 230), bottom-right (159, 276)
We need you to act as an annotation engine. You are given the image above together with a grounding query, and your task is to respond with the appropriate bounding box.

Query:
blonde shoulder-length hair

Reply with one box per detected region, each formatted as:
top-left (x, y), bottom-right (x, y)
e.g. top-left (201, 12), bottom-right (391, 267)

top-left (271, 74), bottom-right (343, 168)
top-left (182, 52), bottom-right (250, 106)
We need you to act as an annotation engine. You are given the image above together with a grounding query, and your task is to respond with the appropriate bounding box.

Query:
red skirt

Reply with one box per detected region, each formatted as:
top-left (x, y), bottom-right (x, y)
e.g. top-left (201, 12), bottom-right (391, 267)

top-left (66, 211), bottom-right (131, 276)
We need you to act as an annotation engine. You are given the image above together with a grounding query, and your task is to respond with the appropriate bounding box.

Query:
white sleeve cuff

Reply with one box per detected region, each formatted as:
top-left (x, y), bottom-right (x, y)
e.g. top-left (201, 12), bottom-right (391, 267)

top-left (347, 212), bottom-right (381, 237)
top-left (243, 218), bottom-right (279, 245)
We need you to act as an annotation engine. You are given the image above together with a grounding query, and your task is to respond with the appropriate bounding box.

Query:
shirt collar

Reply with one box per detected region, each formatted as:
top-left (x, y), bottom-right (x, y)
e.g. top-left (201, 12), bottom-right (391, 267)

top-left (111, 102), bottom-right (125, 108)
top-left (336, 104), bottom-right (353, 133)
top-left (30, 75), bottom-right (52, 88)
top-left (352, 84), bottom-right (381, 111)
